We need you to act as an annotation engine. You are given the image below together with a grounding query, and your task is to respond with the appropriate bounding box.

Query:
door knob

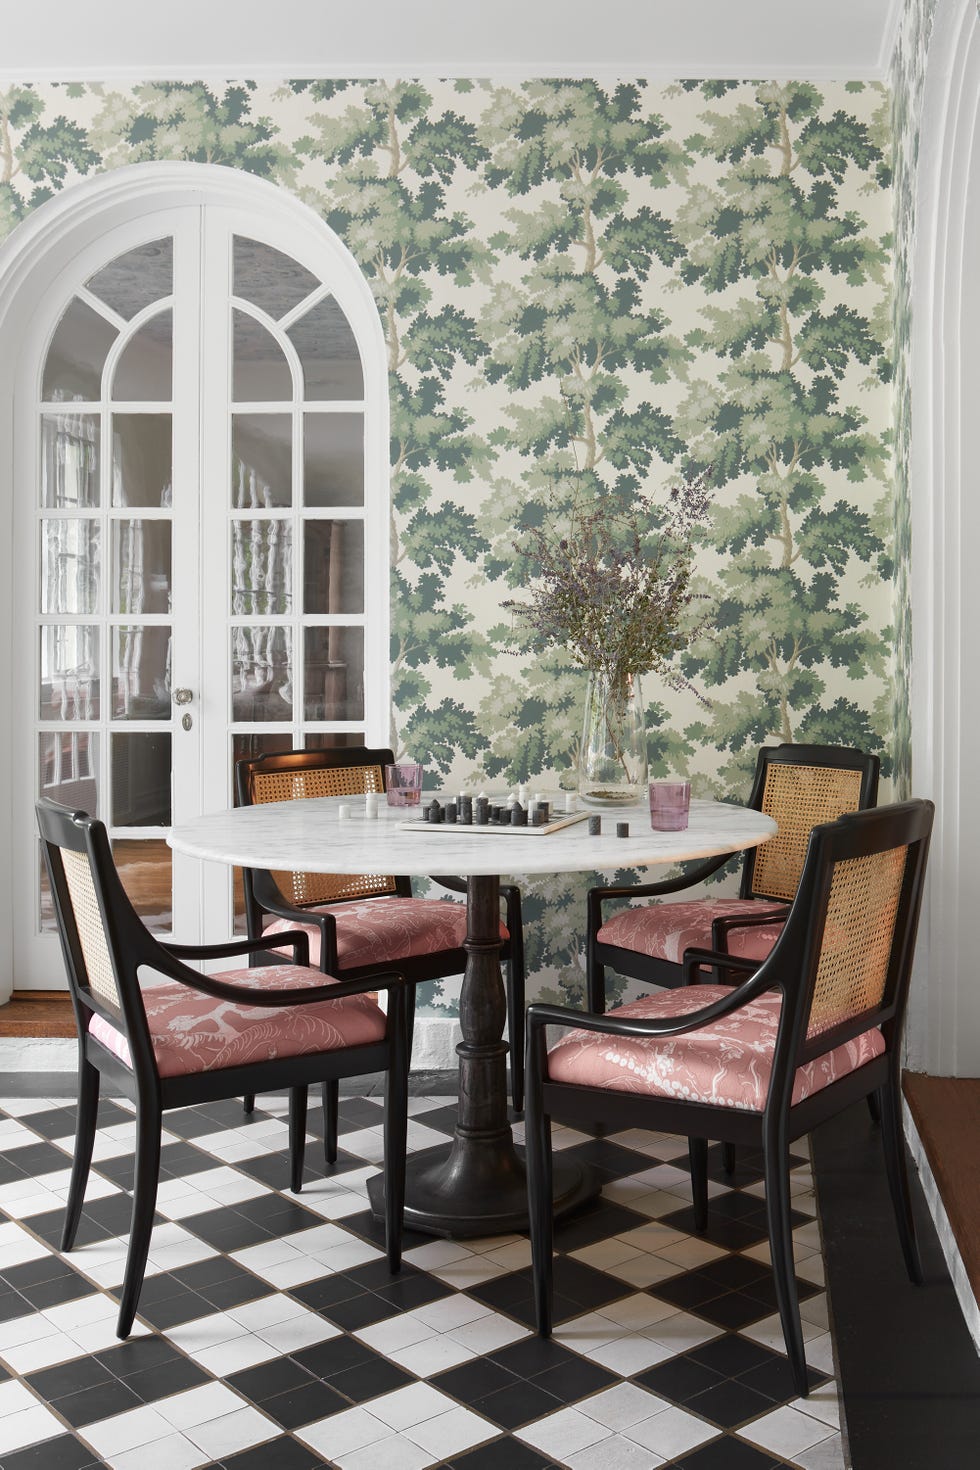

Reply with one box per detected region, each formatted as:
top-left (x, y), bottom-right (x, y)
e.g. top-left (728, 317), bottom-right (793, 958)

top-left (174, 688), bottom-right (193, 705)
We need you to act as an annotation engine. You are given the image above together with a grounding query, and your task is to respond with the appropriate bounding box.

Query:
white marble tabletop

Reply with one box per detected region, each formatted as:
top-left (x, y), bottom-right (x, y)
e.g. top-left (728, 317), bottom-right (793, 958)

top-left (168, 797), bottom-right (776, 878)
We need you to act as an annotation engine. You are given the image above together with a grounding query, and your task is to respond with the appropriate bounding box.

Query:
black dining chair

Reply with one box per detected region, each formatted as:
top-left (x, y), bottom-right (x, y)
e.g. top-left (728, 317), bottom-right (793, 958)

top-left (586, 743), bottom-right (880, 1009)
top-left (526, 799), bottom-right (933, 1397)
top-left (235, 747), bottom-right (528, 1131)
top-left (36, 796), bottom-right (410, 1339)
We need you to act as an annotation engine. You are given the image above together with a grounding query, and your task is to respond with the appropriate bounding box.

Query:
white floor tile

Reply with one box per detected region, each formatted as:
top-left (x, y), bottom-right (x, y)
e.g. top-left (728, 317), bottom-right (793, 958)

top-left (404, 1404), bottom-right (496, 1458)
top-left (625, 1404), bottom-right (719, 1458)
top-left (298, 1405), bottom-right (390, 1458)
top-left (739, 1403), bottom-right (838, 1458)
top-left (517, 1405), bottom-right (611, 1459)
top-left (0, 1403), bottom-right (64, 1455)
top-left (578, 1382), bottom-right (670, 1431)
top-left (184, 1405), bottom-right (278, 1459)
top-left (566, 1432), bottom-right (667, 1469)
top-left (367, 1383), bottom-right (458, 1431)
top-left (104, 1431), bottom-right (211, 1470)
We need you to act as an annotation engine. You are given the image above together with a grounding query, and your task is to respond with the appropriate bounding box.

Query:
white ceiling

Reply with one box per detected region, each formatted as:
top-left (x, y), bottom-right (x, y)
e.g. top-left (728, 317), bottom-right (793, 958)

top-left (3, 0), bottom-right (904, 81)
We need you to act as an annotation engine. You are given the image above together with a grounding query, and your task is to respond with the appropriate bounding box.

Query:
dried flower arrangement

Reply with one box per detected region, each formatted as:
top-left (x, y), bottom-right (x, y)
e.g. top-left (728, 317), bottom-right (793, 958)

top-left (504, 468), bottom-right (713, 702)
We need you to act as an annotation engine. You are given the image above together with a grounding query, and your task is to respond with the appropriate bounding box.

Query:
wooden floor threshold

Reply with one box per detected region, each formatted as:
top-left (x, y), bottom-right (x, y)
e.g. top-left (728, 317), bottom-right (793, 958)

top-left (904, 1070), bottom-right (980, 1315)
top-left (0, 990), bottom-right (75, 1038)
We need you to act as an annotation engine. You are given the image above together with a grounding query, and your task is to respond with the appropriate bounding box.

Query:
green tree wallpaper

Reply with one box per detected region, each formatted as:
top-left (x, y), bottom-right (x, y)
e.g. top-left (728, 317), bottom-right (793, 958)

top-left (0, 76), bottom-right (896, 1011)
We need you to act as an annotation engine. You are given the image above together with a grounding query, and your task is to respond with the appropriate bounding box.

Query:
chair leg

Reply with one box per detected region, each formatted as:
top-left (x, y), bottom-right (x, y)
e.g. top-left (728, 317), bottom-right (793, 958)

top-left (689, 1137), bottom-right (708, 1232)
top-left (525, 1054), bottom-right (554, 1338)
top-left (116, 1105), bottom-right (161, 1338)
top-left (242, 1094), bottom-right (256, 1114)
top-left (867, 1090), bottom-right (881, 1125)
top-left (62, 1057), bottom-right (100, 1252)
top-left (763, 1119), bottom-right (808, 1397)
top-left (879, 1077), bottom-right (924, 1284)
top-left (722, 1142), bottom-right (737, 1175)
top-left (289, 1086), bottom-right (308, 1193)
top-left (322, 1079), bottom-right (339, 1165)
top-left (506, 954), bottom-right (525, 1114)
top-left (383, 987), bottom-right (410, 1272)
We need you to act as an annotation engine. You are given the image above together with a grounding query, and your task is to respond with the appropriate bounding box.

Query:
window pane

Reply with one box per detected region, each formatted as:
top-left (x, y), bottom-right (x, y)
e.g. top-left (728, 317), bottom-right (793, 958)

top-left (111, 732), bottom-right (172, 826)
top-left (113, 838), bottom-right (172, 934)
top-left (42, 298), bottom-right (117, 402)
top-left (232, 414), bottom-right (291, 508)
top-left (112, 626), bottom-right (172, 719)
top-left (40, 520), bottom-right (101, 615)
top-left (304, 520), bottom-right (364, 615)
top-left (40, 625), bottom-right (100, 720)
top-left (111, 414), bottom-right (173, 508)
top-left (232, 626), bottom-right (293, 721)
top-left (288, 297), bottom-right (363, 400)
top-left (304, 413), bottom-right (363, 507)
top-left (112, 310), bottom-right (173, 401)
top-left (233, 309), bottom-right (292, 402)
top-left (233, 237), bottom-right (320, 320)
top-left (87, 239), bottom-right (173, 319)
top-left (41, 415), bottom-right (100, 508)
top-left (304, 627), bottom-right (364, 721)
top-left (231, 520), bottom-right (292, 614)
top-left (38, 731), bottom-right (98, 812)
top-left (112, 521), bottom-right (172, 614)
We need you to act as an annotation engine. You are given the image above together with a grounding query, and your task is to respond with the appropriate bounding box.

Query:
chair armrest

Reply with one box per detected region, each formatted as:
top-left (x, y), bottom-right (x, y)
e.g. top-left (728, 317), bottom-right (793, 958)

top-left (165, 932), bottom-right (311, 967)
top-left (141, 946), bottom-right (409, 1007)
top-left (711, 907), bottom-right (788, 954)
top-left (680, 947), bottom-right (760, 986)
top-left (526, 960), bottom-right (777, 1045)
top-left (586, 853), bottom-right (735, 933)
top-left (245, 886), bottom-right (340, 974)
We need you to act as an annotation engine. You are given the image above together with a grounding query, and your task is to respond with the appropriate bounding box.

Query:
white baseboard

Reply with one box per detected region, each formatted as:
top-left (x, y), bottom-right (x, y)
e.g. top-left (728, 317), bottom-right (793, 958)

top-left (411, 1015), bottom-right (463, 1070)
top-left (905, 1099), bottom-right (980, 1355)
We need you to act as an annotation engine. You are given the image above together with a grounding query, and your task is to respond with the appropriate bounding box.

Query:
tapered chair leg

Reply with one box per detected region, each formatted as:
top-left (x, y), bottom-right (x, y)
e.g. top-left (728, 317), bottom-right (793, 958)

top-left (722, 1142), bottom-right (737, 1175)
top-left (322, 1079), bottom-right (339, 1165)
top-left (289, 1086), bottom-right (308, 1193)
top-left (586, 950), bottom-right (606, 1017)
top-left (689, 1137), bottom-right (708, 1232)
top-left (383, 988), bottom-right (410, 1272)
top-left (763, 1122), bottom-right (808, 1397)
top-left (62, 1056), bottom-right (100, 1253)
top-left (116, 1106), bottom-right (161, 1338)
top-left (867, 1090), bottom-right (882, 1125)
top-left (879, 1075), bottom-right (923, 1284)
top-left (525, 1041), bottom-right (554, 1338)
top-left (242, 1094), bottom-right (256, 1114)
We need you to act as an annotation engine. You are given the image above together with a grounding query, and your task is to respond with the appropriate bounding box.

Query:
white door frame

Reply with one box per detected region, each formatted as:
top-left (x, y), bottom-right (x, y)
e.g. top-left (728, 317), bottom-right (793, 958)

top-left (908, 0), bottom-right (980, 1075)
top-left (0, 161), bottom-right (390, 1001)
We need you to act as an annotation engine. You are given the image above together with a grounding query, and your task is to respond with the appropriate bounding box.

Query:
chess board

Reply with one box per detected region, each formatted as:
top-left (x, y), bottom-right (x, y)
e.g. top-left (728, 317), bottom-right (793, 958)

top-left (397, 808), bottom-right (590, 835)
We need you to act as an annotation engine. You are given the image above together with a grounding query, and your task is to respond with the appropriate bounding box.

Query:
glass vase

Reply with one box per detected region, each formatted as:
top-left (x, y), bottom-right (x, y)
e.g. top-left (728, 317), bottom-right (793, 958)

top-left (578, 670), bottom-right (648, 807)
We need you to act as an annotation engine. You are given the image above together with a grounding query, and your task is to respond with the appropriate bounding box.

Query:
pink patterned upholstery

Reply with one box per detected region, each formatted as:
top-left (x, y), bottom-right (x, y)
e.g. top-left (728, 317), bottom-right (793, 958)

top-left (264, 896), bottom-right (507, 970)
top-left (87, 964), bottom-right (385, 1078)
top-left (598, 897), bottom-right (789, 965)
top-left (546, 984), bottom-right (885, 1112)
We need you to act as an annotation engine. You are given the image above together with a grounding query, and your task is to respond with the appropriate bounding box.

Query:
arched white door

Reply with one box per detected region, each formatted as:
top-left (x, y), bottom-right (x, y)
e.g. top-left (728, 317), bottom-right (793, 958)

top-left (5, 177), bottom-right (389, 990)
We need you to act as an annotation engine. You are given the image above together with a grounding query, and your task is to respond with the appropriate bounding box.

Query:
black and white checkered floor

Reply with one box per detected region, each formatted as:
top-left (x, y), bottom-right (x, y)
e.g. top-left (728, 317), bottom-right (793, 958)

top-left (0, 1092), bottom-right (845, 1470)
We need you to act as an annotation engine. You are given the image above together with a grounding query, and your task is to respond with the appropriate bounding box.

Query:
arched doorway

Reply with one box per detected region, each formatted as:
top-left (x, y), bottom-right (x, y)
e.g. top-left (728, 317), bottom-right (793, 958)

top-left (0, 163), bottom-right (390, 995)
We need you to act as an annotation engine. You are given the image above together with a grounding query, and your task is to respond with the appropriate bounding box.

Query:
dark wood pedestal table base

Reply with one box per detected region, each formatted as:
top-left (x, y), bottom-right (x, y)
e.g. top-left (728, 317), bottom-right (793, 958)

top-left (169, 795), bottom-right (777, 1239)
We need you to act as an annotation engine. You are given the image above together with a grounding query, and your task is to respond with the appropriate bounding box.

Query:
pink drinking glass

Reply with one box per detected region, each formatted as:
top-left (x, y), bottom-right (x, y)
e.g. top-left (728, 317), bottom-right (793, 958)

top-left (385, 762), bottom-right (424, 807)
top-left (649, 779), bottom-right (691, 831)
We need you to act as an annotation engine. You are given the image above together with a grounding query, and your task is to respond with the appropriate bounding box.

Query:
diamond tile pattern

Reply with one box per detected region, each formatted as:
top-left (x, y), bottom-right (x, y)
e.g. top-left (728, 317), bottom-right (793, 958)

top-left (0, 1093), bottom-right (846, 1469)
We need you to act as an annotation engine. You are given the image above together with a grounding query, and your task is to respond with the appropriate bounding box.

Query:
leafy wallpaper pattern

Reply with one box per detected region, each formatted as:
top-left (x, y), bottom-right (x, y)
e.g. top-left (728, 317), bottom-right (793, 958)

top-left (0, 76), bottom-right (896, 1009)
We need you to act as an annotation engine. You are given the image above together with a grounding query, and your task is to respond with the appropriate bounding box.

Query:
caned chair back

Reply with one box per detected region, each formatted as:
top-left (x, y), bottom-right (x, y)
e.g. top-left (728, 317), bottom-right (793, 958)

top-left (236, 748), bottom-right (401, 906)
top-left (36, 798), bottom-right (156, 1070)
top-left (762, 800), bottom-right (932, 1080)
top-left (741, 745), bottom-right (879, 903)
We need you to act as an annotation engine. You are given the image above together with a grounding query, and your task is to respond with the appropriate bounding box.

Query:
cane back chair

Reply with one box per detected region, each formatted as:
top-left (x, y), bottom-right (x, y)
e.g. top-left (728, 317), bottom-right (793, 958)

top-left (587, 743), bottom-right (880, 1012)
top-left (527, 798), bottom-right (933, 1396)
top-left (36, 797), bottom-right (409, 1339)
top-left (236, 747), bottom-right (528, 1121)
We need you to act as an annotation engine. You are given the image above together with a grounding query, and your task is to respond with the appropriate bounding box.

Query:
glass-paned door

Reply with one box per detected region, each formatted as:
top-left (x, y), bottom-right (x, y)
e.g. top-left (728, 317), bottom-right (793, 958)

top-left (19, 206), bottom-right (382, 986)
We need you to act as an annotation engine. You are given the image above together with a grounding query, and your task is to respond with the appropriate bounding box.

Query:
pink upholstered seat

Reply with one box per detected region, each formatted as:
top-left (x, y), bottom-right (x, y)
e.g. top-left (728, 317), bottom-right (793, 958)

top-left (545, 984), bottom-right (884, 1112)
top-left (88, 964), bottom-right (386, 1079)
top-left (597, 898), bottom-right (789, 966)
top-left (264, 896), bottom-right (507, 970)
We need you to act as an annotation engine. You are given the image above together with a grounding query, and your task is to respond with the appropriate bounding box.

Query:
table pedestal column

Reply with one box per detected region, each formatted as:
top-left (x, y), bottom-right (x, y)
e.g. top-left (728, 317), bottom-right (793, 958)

top-left (367, 873), bottom-right (597, 1237)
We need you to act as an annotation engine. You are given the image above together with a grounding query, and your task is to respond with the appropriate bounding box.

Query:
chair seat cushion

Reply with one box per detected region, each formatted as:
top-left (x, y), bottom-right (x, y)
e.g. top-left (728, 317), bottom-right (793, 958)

top-left (597, 897), bottom-right (789, 965)
top-left (264, 896), bottom-right (507, 970)
top-left (545, 984), bottom-right (885, 1112)
top-left (88, 965), bottom-right (386, 1078)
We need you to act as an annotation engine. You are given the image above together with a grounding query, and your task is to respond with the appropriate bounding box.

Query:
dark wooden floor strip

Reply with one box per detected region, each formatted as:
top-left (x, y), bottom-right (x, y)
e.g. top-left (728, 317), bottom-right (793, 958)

top-left (903, 1071), bottom-right (980, 1313)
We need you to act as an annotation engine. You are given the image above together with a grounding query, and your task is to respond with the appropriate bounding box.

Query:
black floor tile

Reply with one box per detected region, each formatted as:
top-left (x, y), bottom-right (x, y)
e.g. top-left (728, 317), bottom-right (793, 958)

top-left (684, 1376), bottom-right (780, 1428)
top-left (53, 1374), bottom-right (144, 1426)
top-left (2, 1140), bottom-right (74, 1178)
top-left (17, 1107), bottom-right (80, 1140)
top-left (27, 1356), bottom-right (115, 1401)
top-left (564, 1137), bottom-right (660, 1179)
top-left (96, 1334), bottom-right (187, 1377)
top-left (551, 1200), bottom-right (648, 1250)
top-left (531, 1355), bottom-right (619, 1402)
top-left (432, 1357), bottom-right (517, 1404)
top-left (219, 1436), bottom-right (326, 1470)
top-left (316, 1288), bottom-right (403, 1331)
top-left (292, 1335), bottom-right (378, 1380)
top-left (490, 1336), bottom-right (580, 1379)
top-left (471, 1378), bottom-right (565, 1429)
top-left (1, 1435), bottom-right (102, 1470)
top-left (17, 1272), bottom-right (97, 1311)
top-left (124, 1354), bottom-right (211, 1402)
top-left (229, 1356), bottom-right (316, 1402)
top-left (688, 1333), bottom-right (783, 1380)
top-left (636, 1353), bottom-right (726, 1403)
top-left (261, 1379), bottom-right (341, 1428)
top-left (674, 1438), bottom-right (781, 1470)
top-left (450, 1438), bottom-right (557, 1469)
top-left (329, 1354), bottom-right (415, 1401)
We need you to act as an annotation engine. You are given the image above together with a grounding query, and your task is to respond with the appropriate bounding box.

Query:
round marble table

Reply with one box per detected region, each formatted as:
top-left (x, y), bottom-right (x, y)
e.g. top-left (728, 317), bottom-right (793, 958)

top-left (169, 797), bottom-right (776, 1237)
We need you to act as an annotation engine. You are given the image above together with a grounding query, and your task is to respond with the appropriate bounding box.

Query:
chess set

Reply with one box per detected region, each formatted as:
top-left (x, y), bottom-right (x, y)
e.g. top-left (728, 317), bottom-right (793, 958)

top-left (397, 794), bottom-right (590, 835)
